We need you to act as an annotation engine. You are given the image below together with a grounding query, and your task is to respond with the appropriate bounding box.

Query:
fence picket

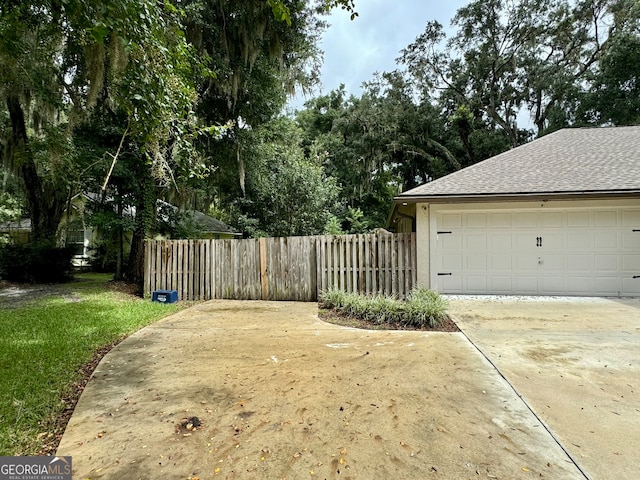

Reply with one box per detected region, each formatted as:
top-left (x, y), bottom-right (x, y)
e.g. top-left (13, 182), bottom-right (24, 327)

top-left (144, 233), bottom-right (416, 301)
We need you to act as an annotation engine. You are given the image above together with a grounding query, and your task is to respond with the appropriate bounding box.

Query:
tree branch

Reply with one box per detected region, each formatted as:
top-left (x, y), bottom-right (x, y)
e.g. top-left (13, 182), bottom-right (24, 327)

top-left (101, 125), bottom-right (129, 191)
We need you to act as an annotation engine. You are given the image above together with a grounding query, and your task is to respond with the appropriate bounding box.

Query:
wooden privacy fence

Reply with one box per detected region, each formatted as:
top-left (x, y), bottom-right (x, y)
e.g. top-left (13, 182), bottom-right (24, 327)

top-left (144, 233), bottom-right (416, 302)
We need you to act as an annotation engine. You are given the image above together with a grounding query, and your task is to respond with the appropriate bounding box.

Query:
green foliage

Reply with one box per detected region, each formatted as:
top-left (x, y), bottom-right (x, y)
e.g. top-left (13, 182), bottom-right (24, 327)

top-left (323, 214), bottom-right (345, 235)
top-left (319, 287), bottom-right (350, 309)
top-left (0, 193), bottom-right (21, 224)
top-left (156, 203), bottom-right (207, 239)
top-left (0, 242), bottom-right (74, 283)
top-left (221, 117), bottom-right (339, 237)
top-left (345, 207), bottom-right (369, 234)
top-left (88, 239), bottom-right (130, 274)
top-left (319, 287), bottom-right (448, 328)
top-left (0, 273), bottom-right (182, 455)
top-left (399, 0), bottom-right (640, 139)
top-left (406, 288), bottom-right (450, 328)
top-left (296, 74), bottom-right (463, 229)
top-left (580, 32), bottom-right (640, 126)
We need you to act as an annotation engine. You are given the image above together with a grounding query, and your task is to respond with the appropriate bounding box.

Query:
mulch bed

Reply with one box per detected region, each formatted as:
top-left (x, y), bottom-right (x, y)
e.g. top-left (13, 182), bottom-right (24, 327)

top-left (319, 308), bottom-right (460, 332)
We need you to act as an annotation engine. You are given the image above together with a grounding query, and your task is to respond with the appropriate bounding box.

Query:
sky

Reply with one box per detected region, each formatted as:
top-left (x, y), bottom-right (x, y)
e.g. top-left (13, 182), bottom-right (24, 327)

top-left (287, 0), bottom-right (469, 111)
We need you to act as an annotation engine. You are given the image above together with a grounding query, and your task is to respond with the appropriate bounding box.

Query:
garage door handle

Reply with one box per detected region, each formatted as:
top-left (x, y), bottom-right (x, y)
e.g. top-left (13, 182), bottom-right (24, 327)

top-left (536, 236), bottom-right (542, 247)
top-left (437, 273), bottom-right (452, 276)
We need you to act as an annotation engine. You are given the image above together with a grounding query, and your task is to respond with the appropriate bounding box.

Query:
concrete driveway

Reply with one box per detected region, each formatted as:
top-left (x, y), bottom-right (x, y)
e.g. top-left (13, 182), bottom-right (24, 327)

top-left (448, 296), bottom-right (640, 480)
top-left (57, 300), bottom-right (584, 479)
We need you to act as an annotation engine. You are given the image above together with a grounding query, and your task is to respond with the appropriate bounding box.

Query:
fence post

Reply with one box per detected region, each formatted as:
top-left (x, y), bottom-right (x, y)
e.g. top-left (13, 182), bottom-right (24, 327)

top-left (260, 237), bottom-right (268, 300)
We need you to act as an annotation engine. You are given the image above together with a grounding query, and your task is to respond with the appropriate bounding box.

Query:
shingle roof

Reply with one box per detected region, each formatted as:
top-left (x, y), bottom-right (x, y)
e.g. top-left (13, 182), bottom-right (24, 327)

top-left (398, 126), bottom-right (640, 201)
top-left (189, 210), bottom-right (241, 235)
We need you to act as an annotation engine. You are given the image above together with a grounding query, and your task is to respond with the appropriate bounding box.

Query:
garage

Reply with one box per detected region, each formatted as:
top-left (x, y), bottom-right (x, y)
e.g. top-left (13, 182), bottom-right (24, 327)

top-left (431, 201), bottom-right (640, 296)
top-left (393, 126), bottom-right (640, 297)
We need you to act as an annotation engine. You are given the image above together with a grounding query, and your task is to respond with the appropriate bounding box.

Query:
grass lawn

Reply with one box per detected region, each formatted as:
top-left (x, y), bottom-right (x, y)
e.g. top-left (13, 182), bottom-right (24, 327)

top-left (0, 273), bottom-right (184, 455)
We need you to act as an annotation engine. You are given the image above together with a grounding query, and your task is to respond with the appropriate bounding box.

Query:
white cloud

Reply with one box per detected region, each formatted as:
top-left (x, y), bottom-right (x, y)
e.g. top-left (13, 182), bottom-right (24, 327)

top-left (289, 0), bottom-right (467, 110)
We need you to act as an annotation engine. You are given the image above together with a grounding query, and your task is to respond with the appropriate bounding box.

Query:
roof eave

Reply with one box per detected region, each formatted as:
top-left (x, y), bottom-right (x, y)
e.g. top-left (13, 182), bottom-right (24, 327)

top-left (395, 190), bottom-right (640, 204)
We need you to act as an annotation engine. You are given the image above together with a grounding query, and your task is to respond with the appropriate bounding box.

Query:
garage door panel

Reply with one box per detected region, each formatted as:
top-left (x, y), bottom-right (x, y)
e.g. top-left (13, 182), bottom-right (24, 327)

top-left (567, 211), bottom-right (590, 227)
top-left (622, 232), bottom-right (640, 249)
top-left (542, 232), bottom-right (564, 250)
top-left (594, 255), bottom-right (618, 271)
top-left (490, 276), bottom-right (512, 293)
top-left (438, 274), bottom-right (461, 292)
top-left (567, 254), bottom-right (592, 270)
top-left (514, 255), bottom-right (539, 270)
top-left (489, 233), bottom-right (511, 251)
top-left (621, 210), bottom-right (640, 226)
top-left (465, 276), bottom-right (487, 292)
top-left (490, 255), bottom-right (511, 270)
top-left (622, 277), bottom-right (640, 295)
top-left (439, 234), bottom-right (461, 251)
top-left (488, 213), bottom-right (512, 228)
top-left (465, 234), bottom-right (486, 250)
top-left (594, 277), bottom-right (621, 295)
top-left (440, 254), bottom-right (462, 270)
top-left (465, 255), bottom-right (486, 270)
top-left (621, 254), bottom-right (640, 271)
top-left (465, 213), bottom-right (487, 228)
top-left (540, 276), bottom-right (565, 293)
top-left (513, 233), bottom-right (536, 251)
top-left (514, 212), bottom-right (538, 228)
top-left (541, 211), bottom-right (563, 227)
top-left (594, 211), bottom-right (618, 227)
top-left (440, 213), bottom-right (462, 229)
top-left (563, 277), bottom-right (594, 295)
top-left (542, 254), bottom-right (565, 270)
top-left (567, 231), bottom-right (591, 249)
top-left (514, 276), bottom-right (538, 293)
top-left (435, 206), bottom-right (638, 296)
top-left (594, 231), bottom-right (618, 249)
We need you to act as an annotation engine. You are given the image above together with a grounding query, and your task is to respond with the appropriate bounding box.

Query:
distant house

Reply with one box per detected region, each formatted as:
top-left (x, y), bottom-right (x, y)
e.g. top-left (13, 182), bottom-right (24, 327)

top-left (2, 194), bottom-right (242, 267)
top-left (155, 200), bottom-right (243, 240)
top-left (0, 218), bottom-right (31, 245)
top-left (391, 126), bottom-right (640, 297)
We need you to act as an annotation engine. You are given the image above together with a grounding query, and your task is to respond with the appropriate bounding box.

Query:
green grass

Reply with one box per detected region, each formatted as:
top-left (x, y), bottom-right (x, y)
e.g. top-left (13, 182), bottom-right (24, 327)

top-left (0, 273), bottom-right (183, 455)
top-left (319, 287), bottom-right (449, 328)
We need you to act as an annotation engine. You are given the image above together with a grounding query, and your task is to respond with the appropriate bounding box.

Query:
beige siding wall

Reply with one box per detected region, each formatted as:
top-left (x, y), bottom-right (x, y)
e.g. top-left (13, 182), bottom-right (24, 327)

top-left (415, 203), bottom-right (430, 288)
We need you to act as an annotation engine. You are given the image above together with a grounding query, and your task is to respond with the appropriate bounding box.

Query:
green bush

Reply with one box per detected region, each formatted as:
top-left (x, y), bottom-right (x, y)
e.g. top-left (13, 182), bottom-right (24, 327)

top-left (406, 288), bottom-right (449, 328)
top-left (0, 241), bottom-right (75, 283)
top-left (318, 288), bottom-right (349, 309)
top-left (319, 287), bottom-right (448, 328)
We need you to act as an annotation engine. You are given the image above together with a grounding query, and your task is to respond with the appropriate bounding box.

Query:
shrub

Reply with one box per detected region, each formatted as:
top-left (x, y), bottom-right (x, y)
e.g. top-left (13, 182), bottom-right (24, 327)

top-left (0, 241), bottom-right (75, 283)
top-left (319, 288), bottom-right (349, 309)
top-left (406, 288), bottom-right (449, 328)
top-left (319, 287), bottom-right (448, 328)
top-left (365, 295), bottom-right (402, 324)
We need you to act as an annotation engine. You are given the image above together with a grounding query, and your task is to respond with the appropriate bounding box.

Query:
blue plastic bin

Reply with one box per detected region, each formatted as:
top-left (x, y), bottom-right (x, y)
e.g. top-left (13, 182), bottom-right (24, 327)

top-left (152, 290), bottom-right (178, 303)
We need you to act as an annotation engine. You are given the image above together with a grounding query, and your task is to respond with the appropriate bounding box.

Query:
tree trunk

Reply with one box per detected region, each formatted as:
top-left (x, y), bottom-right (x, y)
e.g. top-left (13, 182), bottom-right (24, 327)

top-left (115, 190), bottom-right (124, 280)
top-left (6, 95), bottom-right (66, 242)
top-left (126, 168), bottom-right (156, 292)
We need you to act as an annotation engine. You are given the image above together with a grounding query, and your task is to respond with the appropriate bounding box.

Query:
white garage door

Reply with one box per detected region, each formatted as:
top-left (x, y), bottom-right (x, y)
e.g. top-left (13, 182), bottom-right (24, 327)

top-left (432, 205), bottom-right (640, 296)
